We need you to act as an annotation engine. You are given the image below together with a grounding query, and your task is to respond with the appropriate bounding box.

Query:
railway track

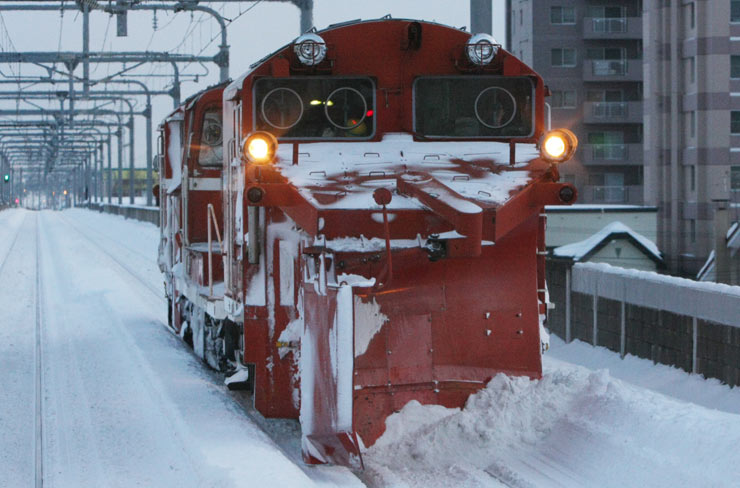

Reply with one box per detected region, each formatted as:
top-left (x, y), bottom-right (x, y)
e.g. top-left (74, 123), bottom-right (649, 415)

top-left (34, 213), bottom-right (44, 488)
top-left (56, 212), bottom-right (164, 301)
top-left (56, 211), bottom-right (334, 479)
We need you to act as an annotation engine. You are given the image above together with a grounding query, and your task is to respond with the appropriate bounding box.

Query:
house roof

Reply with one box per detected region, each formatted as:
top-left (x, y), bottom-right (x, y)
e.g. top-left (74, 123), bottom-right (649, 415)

top-left (697, 221), bottom-right (739, 281)
top-left (552, 221), bottom-right (663, 265)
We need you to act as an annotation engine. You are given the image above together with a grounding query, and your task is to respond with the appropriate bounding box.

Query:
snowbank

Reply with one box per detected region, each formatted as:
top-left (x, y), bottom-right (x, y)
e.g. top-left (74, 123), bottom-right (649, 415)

top-left (364, 362), bottom-right (740, 487)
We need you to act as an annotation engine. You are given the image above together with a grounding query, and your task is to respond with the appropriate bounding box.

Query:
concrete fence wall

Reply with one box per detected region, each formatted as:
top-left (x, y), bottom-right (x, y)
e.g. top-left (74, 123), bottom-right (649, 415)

top-left (86, 202), bottom-right (160, 227)
top-left (547, 260), bottom-right (740, 386)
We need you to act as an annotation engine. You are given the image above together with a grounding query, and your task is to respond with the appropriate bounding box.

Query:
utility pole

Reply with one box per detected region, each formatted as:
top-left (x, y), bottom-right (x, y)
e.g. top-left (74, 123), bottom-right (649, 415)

top-left (470, 0), bottom-right (492, 35)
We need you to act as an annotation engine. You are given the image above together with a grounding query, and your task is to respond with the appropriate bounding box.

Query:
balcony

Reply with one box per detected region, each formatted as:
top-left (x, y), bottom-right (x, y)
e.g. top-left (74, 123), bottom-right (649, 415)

top-left (583, 185), bottom-right (644, 204)
top-left (583, 17), bottom-right (642, 39)
top-left (583, 101), bottom-right (643, 124)
top-left (583, 59), bottom-right (642, 82)
top-left (582, 143), bottom-right (643, 165)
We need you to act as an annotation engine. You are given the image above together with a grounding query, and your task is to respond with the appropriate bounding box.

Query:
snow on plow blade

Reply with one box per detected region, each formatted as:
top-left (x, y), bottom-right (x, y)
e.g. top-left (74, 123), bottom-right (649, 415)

top-left (301, 285), bottom-right (364, 467)
top-left (300, 218), bottom-right (545, 466)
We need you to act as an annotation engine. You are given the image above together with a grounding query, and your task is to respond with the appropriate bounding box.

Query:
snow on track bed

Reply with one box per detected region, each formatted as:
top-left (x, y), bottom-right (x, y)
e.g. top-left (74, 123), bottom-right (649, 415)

top-left (0, 209), bottom-right (361, 488)
top-left (0, 210), bottom-right (38, 487)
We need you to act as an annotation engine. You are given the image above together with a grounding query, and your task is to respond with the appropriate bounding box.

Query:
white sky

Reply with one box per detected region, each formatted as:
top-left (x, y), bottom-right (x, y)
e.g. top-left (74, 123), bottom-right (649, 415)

top-left (0, 0), bottom-right (506, 167)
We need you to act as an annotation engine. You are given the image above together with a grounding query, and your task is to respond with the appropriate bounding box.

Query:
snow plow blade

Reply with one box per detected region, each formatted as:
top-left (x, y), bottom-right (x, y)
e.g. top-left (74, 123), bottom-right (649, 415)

top-left (303, 432), bottom-right (364, 469)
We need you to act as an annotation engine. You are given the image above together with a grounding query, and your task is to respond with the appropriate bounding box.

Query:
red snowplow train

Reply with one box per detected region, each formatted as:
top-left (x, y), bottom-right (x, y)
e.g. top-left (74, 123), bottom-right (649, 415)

top-left (157, 18), bottom-right (577, 468)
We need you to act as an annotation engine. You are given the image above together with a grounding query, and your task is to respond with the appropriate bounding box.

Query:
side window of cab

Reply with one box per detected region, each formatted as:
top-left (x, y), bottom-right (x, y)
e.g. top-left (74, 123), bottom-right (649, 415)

top-left (197, 107), bottom-right (223, 167)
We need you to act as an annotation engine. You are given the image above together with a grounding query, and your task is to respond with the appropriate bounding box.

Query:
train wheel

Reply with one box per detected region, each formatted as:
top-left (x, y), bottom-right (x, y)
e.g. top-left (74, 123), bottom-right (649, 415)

top-left (203, 317), bottom-right (242, 372)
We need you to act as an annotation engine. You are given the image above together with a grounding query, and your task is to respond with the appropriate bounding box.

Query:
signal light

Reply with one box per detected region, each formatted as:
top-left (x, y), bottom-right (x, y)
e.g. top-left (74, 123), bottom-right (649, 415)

top-left (242, 131), bottom-right (278, 165)
top-left (540, 129), bottom-right (578, 164)
top-left (2, 173), bottom-right (8, 183)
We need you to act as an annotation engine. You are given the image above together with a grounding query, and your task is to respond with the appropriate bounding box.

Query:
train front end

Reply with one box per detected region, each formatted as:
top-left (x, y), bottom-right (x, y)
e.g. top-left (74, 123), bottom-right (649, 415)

top-left (222, 19), bottom-right (577, 467)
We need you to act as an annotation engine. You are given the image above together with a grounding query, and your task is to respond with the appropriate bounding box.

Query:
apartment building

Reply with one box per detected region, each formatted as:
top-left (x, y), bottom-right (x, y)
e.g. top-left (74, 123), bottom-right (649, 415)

top-left (508, 0), bottom-right (645, 206)
top-left (644, 0), bottom-right (740, 275)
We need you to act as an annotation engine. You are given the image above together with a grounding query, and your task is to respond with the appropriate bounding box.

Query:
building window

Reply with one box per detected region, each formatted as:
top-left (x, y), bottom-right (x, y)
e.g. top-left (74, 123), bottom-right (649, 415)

top-left (586, 89), bottom-right (624, 102)
top-left (732, 111), bottom-right (740, 134)
top-left (551, 90), bottom-right (577, 108)
top-left (731, 166), bottom-right (740, 190)
top-left (733, 0), bottom-right (740, 23)
top-left (690, 219), bottom-right (696, 244)
top-left (520, 9), bottom-right (523, 26)
top-left (690, 111), bottom-right (696, 138)
top-left (588, 6), bottom-right (624, 19)
top-left (551, 6), bottom-right (576, 25)
top-left (589, 5), bottom-right (626, 33)
top-left (511, 9), bottom-right (516, 34)
top-left (552, 48), bottom-right (577, 67)
top-left (732, 56), bottom-right (740, 78)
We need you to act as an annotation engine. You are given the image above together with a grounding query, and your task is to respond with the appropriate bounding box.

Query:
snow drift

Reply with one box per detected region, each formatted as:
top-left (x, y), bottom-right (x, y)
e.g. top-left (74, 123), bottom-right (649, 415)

top-left (364, 360), bottom-right (740, 488)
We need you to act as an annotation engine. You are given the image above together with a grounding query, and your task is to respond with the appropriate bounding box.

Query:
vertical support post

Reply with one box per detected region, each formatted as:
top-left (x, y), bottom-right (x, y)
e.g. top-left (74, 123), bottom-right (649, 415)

top-left (98, 143), bottom-right (104, 202)
top-left (565, 266), bottom-right (572, 343)
top-left (83, 3), bottom-right (90, 96)
top-left (107, 136), bottom-right (112, 204)
top-left (297, 0), bottom-right (313, 33)
top-left (129, 116), bottom-right (135, 205)
top-left (692, 316), bottom-right (698, 374)
top-left (592, 285), bottom-right (598, 347)
top-left (91, 152), bottom-right (96, 202)
top-left (620, 300), bottom-right (626, 359)
top-left (145, 103), bottom-right (153, 206)
top-left (117, 129), bottom-right (123, 205)
top-left (470, 0), bottom-right (493, 34)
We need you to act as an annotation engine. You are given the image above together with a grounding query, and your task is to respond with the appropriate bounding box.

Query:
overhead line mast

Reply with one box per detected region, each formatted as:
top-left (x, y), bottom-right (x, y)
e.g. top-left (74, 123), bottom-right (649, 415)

top-left (0, 0), bottom-right (313, 207)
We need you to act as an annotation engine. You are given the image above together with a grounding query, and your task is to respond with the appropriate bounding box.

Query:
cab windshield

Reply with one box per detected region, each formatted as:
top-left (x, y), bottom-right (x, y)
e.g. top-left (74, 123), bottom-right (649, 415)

top-left (414, 76), bottom-right (535, 138)
top-left (253, 77), bottom-right (375, 140)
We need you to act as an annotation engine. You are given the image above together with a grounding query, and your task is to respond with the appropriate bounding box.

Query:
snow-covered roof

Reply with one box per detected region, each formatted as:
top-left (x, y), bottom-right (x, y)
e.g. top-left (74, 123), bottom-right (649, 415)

top-left (274, 133), bottom-right (539, 211)
top-left (552, 221), bottom-right (662, 262)
top-left (697, 250), bottom-right (716, 282)
top-left (697, 221), bottom-right (739, 281)
top-left (545, 204), bottom-right (657, 213)
top-left (728, 222), bottom-right (739, 254)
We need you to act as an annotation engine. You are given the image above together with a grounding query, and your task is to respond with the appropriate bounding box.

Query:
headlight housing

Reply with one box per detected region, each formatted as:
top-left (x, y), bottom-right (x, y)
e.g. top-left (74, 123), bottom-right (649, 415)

top-left (293, 33), bottom-right (327, 66)
top-left (242, 131), bottom-right (278, 165)
top-left (540, 129), bottom-right (578, 163)
top-left (466, 33), bottom-right (499, 66)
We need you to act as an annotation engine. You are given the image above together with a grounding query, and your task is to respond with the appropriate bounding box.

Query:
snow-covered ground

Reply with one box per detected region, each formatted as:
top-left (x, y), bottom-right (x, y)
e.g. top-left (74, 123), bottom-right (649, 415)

top-left (0, 208), bottom-right (360, 488)
top-left (2, 207), bottom-right (740, 488)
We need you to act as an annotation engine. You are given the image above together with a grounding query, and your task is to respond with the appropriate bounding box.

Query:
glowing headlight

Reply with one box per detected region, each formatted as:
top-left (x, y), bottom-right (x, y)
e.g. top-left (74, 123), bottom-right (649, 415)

top-left (242, 131), bottom-right (278, 165)
top-left (466, 33), bottom-right (499, 66)
top-left (540, 129), bottom-right (578, 163)
top-left (293, 33), bottom-right (327, 66)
